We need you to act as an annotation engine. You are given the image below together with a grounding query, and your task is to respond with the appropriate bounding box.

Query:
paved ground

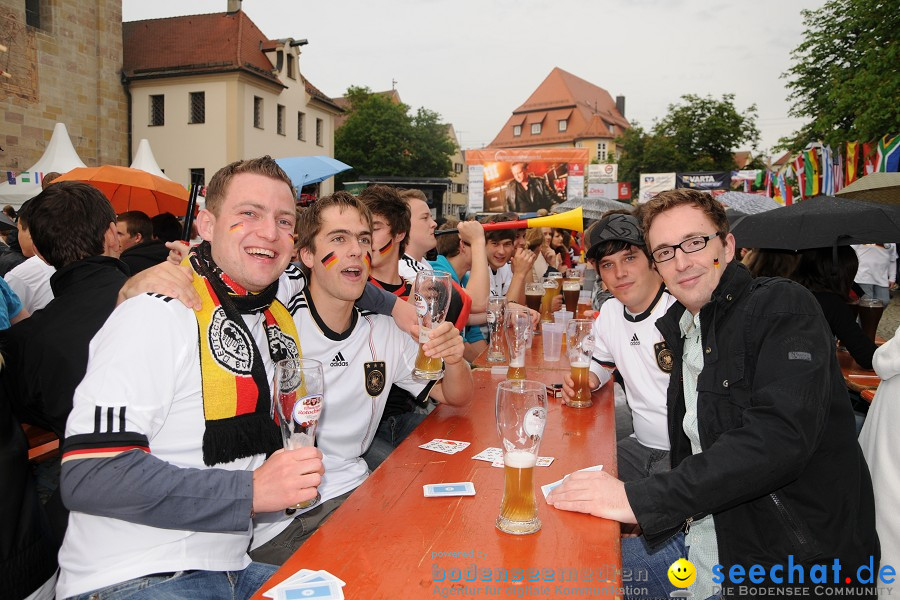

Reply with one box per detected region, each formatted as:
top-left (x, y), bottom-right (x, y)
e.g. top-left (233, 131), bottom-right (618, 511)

top-left (877, 289), bottom-right (899, 340)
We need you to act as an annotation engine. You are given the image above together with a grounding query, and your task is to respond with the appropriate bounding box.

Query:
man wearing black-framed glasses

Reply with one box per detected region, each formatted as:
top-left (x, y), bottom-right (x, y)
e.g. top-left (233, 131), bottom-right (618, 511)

top-left (549, 188), bottom-right (877, 598)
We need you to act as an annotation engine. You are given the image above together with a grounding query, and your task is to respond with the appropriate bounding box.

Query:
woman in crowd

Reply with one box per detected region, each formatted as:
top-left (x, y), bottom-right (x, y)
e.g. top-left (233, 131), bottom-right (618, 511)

top-left (790, 245), bottom-right (877, 370)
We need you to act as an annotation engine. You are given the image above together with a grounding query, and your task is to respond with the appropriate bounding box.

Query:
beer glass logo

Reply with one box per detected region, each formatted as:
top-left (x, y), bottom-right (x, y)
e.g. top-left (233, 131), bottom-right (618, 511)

top-left (524, 407), bottom-right (546, 438)
top-left (292, 394), bottom-right (322, 427)
top-left (414, 294), bottom-right (428, 318)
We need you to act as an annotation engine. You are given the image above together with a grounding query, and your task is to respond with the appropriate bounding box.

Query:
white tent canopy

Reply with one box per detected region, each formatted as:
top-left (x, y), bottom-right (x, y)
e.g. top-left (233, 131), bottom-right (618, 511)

top-left (129, 138), bottom-right (170, 180)
top-left (0, 122), bottom-right (87, 208)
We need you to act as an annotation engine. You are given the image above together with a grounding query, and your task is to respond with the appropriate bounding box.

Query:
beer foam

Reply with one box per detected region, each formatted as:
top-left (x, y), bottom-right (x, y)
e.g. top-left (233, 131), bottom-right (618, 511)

top-left (504, 449), bottom-right (537, 469)
top-left (570, 361), bottom-right (590, 368)
top-left (510, 357), bottom-right (525, 367)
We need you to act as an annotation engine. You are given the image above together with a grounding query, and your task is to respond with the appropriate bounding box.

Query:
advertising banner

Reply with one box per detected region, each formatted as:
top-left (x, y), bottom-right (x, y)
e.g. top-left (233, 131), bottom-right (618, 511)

top-left (638, 173), bottom-right (676, 203)
top-left (675, 171), bottom-right (730, 191)
top-left (467, 165), bottom-right (485, 213)
top-left (466, 148), bottom-right (590, 213)
top-left (588, 163), bottom-right (618, 184)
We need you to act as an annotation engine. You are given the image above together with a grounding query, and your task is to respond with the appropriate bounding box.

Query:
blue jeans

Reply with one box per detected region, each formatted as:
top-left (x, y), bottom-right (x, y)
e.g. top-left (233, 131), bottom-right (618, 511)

top-left (362, 411), bottom-right (427, 471)
top-left (858, 283), bottom-right (890, 305)
top-left (67, 563), bottom-right (277, 600)
top-left (622, 532), bottom-right (686, 600)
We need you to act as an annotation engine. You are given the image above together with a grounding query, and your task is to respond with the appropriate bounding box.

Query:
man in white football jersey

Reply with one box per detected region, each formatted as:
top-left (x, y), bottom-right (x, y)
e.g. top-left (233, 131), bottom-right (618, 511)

top-left (249, 192), bottom-right (473, 565)
top-left (561, 212), bottom-right (673, 482)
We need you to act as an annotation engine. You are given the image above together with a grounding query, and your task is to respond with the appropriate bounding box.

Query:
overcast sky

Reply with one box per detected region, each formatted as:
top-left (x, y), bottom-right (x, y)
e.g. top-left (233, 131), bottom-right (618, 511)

top-left (124, 0), bottom-right (826, 159)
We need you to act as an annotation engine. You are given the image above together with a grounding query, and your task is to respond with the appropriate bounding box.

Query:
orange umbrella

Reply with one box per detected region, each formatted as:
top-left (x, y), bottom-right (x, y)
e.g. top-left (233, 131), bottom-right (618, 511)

top-left (55, 165), bottom-right (189, 217)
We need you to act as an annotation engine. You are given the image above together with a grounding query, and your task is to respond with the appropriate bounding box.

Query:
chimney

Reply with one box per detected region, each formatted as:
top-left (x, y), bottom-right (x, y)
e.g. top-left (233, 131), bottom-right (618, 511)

top-left (615, 95), bottom-right (626, 118)
top-left (227, 0), bottom-right (242, 13)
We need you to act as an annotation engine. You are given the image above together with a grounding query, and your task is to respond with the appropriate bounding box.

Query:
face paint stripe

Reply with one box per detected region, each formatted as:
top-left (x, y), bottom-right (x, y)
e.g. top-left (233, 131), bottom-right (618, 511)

top-left (321, 251), bottom-right (338, 269)
top-left (378, 239), bottom-right (393, 255)
top-left (229, 223), bottom-right (244, 232)
top-left (364, 252), bottom-right (371, 270)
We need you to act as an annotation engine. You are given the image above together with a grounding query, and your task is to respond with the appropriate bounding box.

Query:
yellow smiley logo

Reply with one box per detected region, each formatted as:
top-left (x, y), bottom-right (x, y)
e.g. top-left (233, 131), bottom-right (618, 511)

top-left (668, 558), bottom-right (697, 588)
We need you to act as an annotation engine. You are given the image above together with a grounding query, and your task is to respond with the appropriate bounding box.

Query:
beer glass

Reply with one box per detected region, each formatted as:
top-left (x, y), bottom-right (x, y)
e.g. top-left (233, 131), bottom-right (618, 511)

top-left (562, 279), bottom-right (581, 314)
top-left (496, 380), bottom-right (547, 535)
top-left (413, 271), bottom-right (452, 379)
top-left (486, 296), bottom-right (508, 363)
top-left (539, 277), bottom-right (560, 323)
top-left (273, 357), bottom-right (324, 511)
top-left (524, 282), bottom-right (543, 334)
top-left (566, 319), bottom-right (595, 408)
top-left (858, 298), bottom-right (885, 342)
top-left (505, 308), bottom-right (532, 380)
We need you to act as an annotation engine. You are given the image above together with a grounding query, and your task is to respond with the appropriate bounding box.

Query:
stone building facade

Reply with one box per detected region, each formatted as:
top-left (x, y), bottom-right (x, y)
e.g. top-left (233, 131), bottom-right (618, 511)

top-left (0, 0), bottom-right (128, 172)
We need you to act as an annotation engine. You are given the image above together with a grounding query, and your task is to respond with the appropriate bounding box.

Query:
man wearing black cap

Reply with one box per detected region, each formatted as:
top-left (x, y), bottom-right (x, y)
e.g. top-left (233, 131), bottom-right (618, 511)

top-left (562, 212), bottom-right (674, 483)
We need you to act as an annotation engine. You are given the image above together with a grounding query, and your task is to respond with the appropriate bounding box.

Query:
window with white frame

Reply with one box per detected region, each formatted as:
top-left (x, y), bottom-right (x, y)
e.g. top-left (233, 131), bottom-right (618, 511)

top-left (558, 119), bottom-right (567, 132)
top-left (253, 96), bottom-right (263, 129)
top-left (531, 123), bottom-right (541, 135)
top-left (513, 125), bottom-right (521, 137)
top-left (597, 142), bottom-right (607, 161)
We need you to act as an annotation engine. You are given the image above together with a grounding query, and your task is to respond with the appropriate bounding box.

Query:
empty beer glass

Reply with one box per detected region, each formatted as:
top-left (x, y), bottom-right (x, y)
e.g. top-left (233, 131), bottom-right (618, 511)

top-left (566, 319), bottom-right (595, 408)
top-left (486, 296), bottom-right (508, 363)
top-left (496, 379), bottom-right (547, 534)
top-left (413, 271), bottom-right (452, 379)
top-left (505, 308), bottom-right (532, 380)
top-left (274, 357), bottom-right (324, 510)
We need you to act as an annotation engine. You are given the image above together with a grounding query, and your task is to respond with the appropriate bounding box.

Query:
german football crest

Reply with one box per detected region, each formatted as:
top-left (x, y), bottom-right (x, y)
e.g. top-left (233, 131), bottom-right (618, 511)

top-left (209, 307), bottom-right (253, 374)
top-left (654, 341), bottom-right (673, 373)
top-left (364, 361), bottom-right (386, 396)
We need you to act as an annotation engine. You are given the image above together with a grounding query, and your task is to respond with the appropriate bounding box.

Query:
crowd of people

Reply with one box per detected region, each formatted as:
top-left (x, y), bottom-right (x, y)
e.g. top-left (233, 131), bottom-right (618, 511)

top-left (1, 158), bottom-right (895, 600)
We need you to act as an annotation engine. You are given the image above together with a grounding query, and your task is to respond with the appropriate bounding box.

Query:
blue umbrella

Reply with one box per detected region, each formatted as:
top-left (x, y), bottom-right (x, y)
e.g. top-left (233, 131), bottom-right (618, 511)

top-left (275, 155), bottom-right (352, 189)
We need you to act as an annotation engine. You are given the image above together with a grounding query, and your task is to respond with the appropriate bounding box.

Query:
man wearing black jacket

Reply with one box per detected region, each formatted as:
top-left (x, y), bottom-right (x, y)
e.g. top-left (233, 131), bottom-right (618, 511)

top-left (548, 189), bottom-right (878, 599)
top-left (0, 181), bottom-right (128, 550)
top-left (117, 210), bottom-right (169, 274)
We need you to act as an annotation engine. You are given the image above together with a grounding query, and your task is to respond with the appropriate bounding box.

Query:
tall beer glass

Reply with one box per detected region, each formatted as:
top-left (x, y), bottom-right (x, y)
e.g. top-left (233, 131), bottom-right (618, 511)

top-left (524, 282), bottom-right (543, 334)
top-left (505, 308), bottom-right (532, 380)
top-left (274, 358), bottom-right (324, 510)
top-left (566, 319), bottom-right (595, 408)
top-left (539, 277), bottom-right (560, 323)
top-left (413, 271), bottom-right (452, 379)
top-left (562, 279), bottom-right (581, 314)
top-left (486, 296), bottom-right (508, 363)
top-left (496, 380), bottom-right (546, 535)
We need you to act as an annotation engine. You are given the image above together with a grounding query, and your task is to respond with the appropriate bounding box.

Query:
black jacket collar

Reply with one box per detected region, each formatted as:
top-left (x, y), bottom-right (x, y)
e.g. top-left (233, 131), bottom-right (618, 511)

top-left (49, 256), bottom-right (129, 297)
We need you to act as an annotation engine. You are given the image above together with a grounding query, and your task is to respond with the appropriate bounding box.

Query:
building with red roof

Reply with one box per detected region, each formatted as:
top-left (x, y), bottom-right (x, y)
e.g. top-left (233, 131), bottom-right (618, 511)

top-left (122, 0), bottom-right (342, 191)
top-left (488, 67), bottom-right (630, 163)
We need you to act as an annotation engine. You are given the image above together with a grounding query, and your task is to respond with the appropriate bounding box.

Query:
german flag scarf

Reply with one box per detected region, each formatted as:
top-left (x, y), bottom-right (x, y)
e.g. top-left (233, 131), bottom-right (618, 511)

top-left (188, 242), bottom-right (300, 466)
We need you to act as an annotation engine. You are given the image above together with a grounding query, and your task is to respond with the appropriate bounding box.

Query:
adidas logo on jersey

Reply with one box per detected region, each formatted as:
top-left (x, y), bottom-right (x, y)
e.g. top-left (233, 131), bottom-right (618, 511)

top-left (330, 351), bottom-right (349, 367)
top-left (630, 333), bottom-right (640, 346)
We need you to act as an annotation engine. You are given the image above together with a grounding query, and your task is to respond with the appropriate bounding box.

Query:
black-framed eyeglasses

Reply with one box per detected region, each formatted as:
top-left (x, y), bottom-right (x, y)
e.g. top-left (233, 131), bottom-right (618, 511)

top-left (651, 233), bottom-right (721, 263)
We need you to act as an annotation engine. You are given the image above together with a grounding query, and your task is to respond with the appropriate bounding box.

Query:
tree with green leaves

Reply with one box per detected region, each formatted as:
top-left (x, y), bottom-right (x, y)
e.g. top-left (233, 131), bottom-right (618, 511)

top-left (781, 0), bottom-right (899, 150)
top-left (334, 86), bottom-right (457, 183)
top-left (615, 94), bottom-right (760, 189)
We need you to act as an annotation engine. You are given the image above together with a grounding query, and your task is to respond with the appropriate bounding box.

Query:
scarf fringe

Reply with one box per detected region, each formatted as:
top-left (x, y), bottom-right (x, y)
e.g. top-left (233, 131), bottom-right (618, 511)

top-left (202, 414), bottom-right (283, 466)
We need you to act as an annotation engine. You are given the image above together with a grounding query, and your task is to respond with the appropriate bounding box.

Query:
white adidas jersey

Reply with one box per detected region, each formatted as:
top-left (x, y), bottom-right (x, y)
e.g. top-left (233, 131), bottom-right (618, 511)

top-left (490, 263), bottom-right (513, 298)
top-left (590, 287), bottom-right (676, 451)
top-left (398, 254), bottom-right (433, 285)
top-left (252, 286), bottom-right (427, 549)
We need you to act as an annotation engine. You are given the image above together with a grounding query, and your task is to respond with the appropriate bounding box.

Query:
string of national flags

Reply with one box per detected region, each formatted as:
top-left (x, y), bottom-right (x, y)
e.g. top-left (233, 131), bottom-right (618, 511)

top-left (4, 171), bottom-right (46, 185)
top-left (766, 134), bottom-right (899, 205)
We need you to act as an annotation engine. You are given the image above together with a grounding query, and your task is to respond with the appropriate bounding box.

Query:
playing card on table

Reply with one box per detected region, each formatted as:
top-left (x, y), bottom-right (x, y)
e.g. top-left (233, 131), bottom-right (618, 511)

top-left (423, 482), bottom-right (476, 497)
top-left (472, 447), bottom-right (503, 462)
top-left (541, 464), bottom-right (604, 500)
top-left (276, 581), bottom-right (343, 600)
top-left (265, 569), bottom-right (345, 600)
top-left (419, 438), bottom-right (470, 454)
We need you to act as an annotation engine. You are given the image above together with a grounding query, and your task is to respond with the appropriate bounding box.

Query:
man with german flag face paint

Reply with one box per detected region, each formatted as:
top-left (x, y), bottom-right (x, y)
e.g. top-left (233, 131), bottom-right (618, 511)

top-left (248, 191), bottom-right (473, 565)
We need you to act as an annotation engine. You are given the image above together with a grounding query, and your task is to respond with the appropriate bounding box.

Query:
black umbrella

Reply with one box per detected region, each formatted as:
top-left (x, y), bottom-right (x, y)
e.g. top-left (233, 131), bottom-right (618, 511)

top-left (731, 194), bottom-right (900, 250)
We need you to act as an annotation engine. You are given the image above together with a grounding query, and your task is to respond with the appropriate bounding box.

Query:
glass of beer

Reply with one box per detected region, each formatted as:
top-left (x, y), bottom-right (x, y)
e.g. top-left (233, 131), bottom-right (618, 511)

top-left (486, 296), bottom-right (508, 363)
top-left (413, 271), bottom-right (452, 379)
top-left (562, 279), bottom-right (581, 313)
top-left (566, 319), bottom-right (595, 408)
top-left (524, 282), bottom-right (543, 334)
top-left (495, 380), bottom-right (547, 535)
top-left (505, 308), bottom-right (531, 380)
top-left (539, 277), bottom-right (560, 323)
top-left (273, 357), bottom-right (324, 511)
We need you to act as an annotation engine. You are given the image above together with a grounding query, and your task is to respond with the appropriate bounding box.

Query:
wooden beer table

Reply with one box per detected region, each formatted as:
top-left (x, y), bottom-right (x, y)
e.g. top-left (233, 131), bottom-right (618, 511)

top-left (837, 348), bottom-right (881, 394)
top-left (253, 368), bottom-right (622, 598)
